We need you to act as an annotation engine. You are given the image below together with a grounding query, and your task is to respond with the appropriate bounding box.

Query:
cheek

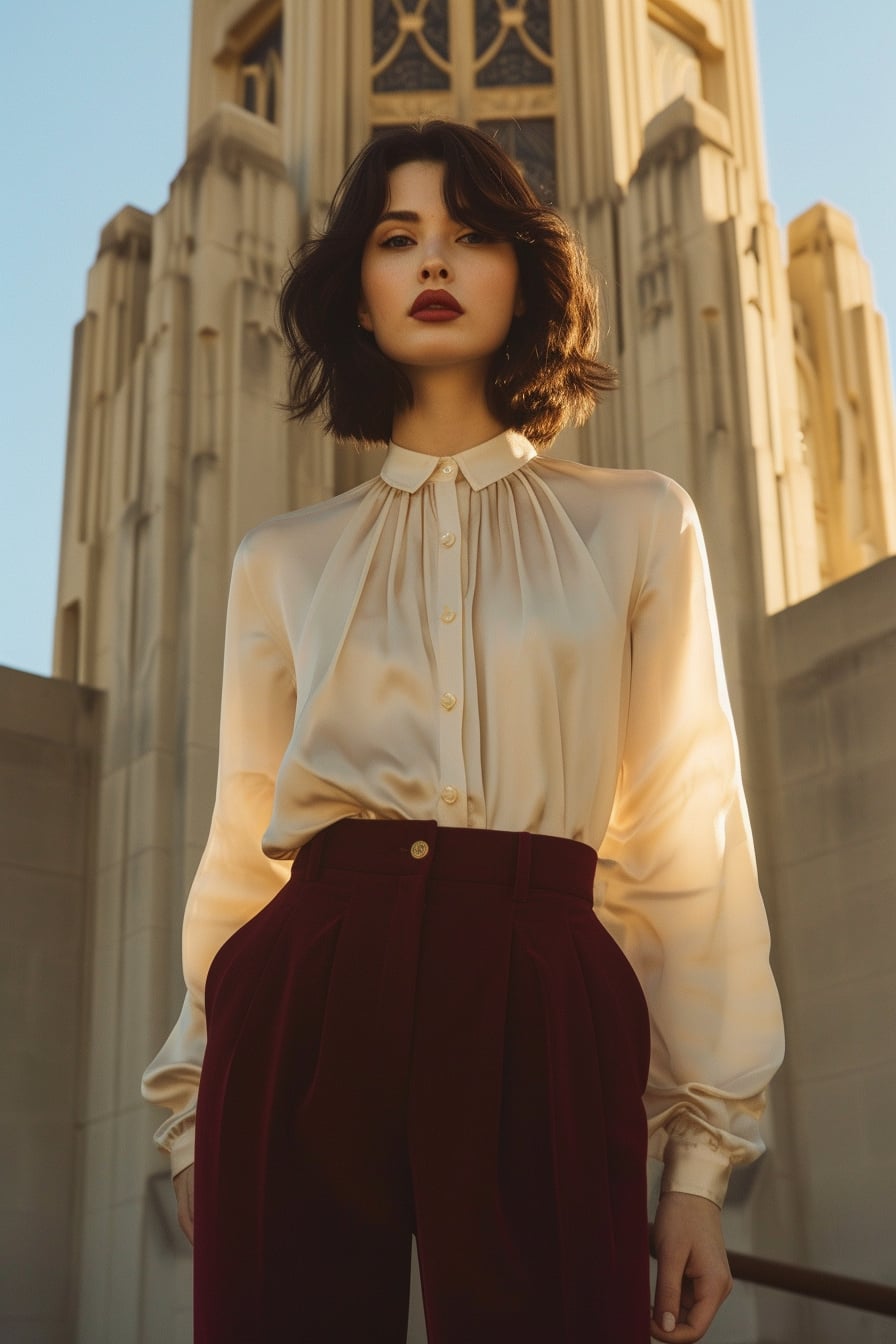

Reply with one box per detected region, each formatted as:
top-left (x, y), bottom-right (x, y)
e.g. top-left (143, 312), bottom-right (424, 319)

top-left (358, 255), bottom-right (376, 310)
top-left (359, 259), bottom-right (401, 325)
top-left (486, 252), bottom-right (521, 307)
top-left (360, 242), bottom-right (385, 296)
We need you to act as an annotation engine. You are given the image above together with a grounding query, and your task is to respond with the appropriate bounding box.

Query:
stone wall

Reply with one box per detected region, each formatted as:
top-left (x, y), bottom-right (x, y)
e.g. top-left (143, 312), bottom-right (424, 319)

top-left (0, 668), bottom-right (102, 1344)
top-left (764, 556), bottom-right (896, 1344)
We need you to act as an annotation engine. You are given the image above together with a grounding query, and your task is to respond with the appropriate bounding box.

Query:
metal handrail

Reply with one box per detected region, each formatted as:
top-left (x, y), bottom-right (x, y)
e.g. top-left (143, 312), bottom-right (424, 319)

top-left (648, 1226), bottom-right (896, 1318)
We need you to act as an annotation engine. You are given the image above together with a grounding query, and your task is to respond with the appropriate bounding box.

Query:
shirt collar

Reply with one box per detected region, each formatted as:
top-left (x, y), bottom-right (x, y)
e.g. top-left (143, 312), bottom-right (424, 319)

top-left (380, 429), bottom-right (538, 494)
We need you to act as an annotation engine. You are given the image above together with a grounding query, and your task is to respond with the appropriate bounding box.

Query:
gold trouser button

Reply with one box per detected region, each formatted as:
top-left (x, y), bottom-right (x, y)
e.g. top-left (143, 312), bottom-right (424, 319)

top-left (410, 840), bottom-right (430, 859)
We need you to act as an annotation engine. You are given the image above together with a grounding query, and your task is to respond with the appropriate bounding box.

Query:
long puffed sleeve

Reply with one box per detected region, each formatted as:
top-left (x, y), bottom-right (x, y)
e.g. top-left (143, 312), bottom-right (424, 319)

top-left (141, 535), bottom-right (296, 1177)
top-left (594, 477), bottom-right (784, 1207)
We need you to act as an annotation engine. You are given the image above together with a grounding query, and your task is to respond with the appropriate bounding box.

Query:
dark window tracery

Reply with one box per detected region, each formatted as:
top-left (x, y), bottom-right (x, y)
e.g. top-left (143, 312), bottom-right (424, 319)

top-left (373, 0), bottom-right (451, 93)
top-left (478, 117), bottom-right (556, 202)
top-left (369, 0), bottom-right (557, 203)
top-left (475, 0), bottom-right (553, 86)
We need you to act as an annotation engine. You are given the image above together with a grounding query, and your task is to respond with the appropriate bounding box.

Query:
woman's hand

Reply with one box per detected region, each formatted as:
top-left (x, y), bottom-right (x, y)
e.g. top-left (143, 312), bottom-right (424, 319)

top-left (650, 1191), bottom-right (733, 1340)
top-left (173, 1164), bottom-right (195, 1246)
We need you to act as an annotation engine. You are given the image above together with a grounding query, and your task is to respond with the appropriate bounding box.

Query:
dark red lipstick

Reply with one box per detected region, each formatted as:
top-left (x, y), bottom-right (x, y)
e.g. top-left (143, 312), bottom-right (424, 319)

top-left (410, 289), bottom-right (464, 321)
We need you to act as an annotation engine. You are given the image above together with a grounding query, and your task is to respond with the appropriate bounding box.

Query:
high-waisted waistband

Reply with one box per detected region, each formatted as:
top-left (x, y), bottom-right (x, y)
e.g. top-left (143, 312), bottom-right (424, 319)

top-left (292, 818), bottom-right (597, 904)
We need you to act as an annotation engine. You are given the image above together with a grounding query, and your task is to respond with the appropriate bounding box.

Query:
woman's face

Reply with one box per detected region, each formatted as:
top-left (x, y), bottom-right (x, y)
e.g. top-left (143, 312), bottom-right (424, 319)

top-left (357, 159), bottom-right (525, 376)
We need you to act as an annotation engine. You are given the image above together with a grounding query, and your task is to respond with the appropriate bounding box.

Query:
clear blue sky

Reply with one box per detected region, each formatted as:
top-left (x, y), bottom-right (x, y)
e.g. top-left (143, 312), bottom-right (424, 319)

top-left (2, 1), bottom-right (895, 677)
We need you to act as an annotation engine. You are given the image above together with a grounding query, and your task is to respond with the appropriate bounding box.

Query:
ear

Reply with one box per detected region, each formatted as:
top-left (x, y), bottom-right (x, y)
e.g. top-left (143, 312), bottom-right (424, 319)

top-left (357, 295), bottom-right (374, 331)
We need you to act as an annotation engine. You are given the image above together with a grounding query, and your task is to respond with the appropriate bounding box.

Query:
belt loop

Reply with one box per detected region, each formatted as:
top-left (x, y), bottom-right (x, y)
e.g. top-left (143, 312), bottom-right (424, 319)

top-left (514, 831), bottom-right (532, 901)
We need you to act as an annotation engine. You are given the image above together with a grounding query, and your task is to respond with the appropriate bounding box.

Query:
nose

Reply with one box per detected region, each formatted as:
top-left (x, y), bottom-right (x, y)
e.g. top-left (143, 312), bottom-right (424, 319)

top-left (419, 249), bottom-right (451, 282)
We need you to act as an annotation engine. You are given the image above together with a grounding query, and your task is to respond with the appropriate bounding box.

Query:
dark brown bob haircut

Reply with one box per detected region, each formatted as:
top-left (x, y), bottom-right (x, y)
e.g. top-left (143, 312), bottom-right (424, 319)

top-left (277, 120), bottom-right (617, 448)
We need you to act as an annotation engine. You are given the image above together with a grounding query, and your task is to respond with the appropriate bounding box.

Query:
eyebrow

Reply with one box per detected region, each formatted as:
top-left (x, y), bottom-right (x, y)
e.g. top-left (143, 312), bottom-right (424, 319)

top-left (375, 210), bottom-right (421, 225)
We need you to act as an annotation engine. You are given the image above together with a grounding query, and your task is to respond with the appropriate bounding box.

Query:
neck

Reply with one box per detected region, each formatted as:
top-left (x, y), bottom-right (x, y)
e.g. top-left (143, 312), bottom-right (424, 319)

top-left (390, 362), bottom-right (506, 456)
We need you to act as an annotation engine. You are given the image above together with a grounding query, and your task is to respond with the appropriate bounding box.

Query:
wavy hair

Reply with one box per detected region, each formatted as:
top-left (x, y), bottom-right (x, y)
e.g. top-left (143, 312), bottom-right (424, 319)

top-left (277, 120), bottom-right (617, 448)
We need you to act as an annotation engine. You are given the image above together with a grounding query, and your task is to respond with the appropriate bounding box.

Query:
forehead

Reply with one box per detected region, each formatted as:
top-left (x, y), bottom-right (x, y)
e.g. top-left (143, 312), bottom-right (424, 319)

top-left (381, 159), bottom-right (448, 211)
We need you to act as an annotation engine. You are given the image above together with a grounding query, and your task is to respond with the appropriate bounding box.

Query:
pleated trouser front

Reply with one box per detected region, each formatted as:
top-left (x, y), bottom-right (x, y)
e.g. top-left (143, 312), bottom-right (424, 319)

top-left (193, 819), bottom-right (651, 1343)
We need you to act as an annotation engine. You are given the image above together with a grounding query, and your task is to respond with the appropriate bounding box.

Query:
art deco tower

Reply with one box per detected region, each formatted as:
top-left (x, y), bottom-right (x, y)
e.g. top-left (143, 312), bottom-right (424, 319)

top-left (51, 3), bottom-right (896, 1341)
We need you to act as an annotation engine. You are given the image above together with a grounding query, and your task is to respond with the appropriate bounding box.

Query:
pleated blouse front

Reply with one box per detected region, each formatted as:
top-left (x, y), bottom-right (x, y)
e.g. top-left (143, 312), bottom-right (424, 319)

top-left (142, 429), bottom-right (784, 1203)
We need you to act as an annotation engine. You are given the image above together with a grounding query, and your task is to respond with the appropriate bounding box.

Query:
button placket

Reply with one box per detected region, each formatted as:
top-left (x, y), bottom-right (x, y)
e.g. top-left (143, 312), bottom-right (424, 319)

top-left (433, 462), bottom-right (467, 823)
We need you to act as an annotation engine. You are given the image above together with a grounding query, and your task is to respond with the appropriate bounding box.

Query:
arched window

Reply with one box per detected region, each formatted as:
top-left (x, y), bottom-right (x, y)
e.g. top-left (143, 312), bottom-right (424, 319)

top-left (645, 1), bottom-right (731, 121)
top-left (648, 18), bottom-right (702, 112)
top-left (240, 13), bottom-right (283, 125)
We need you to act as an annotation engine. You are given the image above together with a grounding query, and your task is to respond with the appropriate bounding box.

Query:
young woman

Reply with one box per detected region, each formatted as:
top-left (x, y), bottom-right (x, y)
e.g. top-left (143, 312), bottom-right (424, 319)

top-left (143, 120), bottom-right (784, 1344)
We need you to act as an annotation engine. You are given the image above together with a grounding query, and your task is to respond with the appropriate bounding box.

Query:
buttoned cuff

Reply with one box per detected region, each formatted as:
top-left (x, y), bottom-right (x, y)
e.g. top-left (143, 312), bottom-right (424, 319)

top-left (659, 1138), bottom-right (732, 1208)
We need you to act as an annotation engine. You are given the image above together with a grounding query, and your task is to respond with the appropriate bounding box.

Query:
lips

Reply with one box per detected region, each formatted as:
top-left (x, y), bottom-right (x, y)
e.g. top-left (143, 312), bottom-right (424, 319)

top-left (410, 289), bottom-right (464, 316)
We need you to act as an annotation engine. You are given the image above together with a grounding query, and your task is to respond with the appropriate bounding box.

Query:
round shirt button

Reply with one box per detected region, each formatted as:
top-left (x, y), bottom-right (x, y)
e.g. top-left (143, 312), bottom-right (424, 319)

top-left (440, 786), bottom-right (459, 804)
top-left (440, 692), bottom-right (457, 710)
top-left (410, 840), bottom-right (430, 859)
top-left (440, 608), bottom-right (456, 623)
top-left (440, 531), bottom-right (456, 548)
top-left (439, 461), bottom-right (455, 475)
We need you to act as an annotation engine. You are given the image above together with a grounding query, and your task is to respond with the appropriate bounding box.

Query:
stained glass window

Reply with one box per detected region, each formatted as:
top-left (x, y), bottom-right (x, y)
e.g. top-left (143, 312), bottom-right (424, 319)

top-left (373, 0), bottom-right (451, 94)
top-left (475, 0), bottom-right (553, 87)
top-left (478, 118), bottom-right (556, 202)
top-left (369, 1), bottom-right (558, 204)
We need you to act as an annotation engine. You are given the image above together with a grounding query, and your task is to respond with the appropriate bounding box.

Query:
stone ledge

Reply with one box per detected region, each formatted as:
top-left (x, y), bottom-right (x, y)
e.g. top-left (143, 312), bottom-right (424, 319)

top-left (184, 100), bottom-right (285, 182)
top-left (638, 94), bottom-right (733, 171)
top-left (0, 666), bottom-right (103, 744)
top-left (213, 0), bottom-right (279, 61)
top-left (770, 554), bottom-right (896, 683)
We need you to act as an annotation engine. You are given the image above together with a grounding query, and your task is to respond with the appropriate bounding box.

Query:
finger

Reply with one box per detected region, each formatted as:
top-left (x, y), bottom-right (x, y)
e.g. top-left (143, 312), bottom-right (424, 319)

top-left (653, 1250), bottom-right (686, 1337)
top-left (678, 1268), bottom-right (733, 1337)
top-left (650, 1275), bottom-right (732, 1341)
top-left (650, 1314), bottom-right (706, 1342)
top-left (650, 1319), bottom-right (677, 1341)
top-left (650, 1323), bottom-right (703, 1343)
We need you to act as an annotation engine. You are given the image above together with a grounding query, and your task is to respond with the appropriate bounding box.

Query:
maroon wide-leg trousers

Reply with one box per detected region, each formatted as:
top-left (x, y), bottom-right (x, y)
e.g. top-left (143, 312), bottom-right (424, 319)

top-left (193, 819), bottom-right (651, 1342)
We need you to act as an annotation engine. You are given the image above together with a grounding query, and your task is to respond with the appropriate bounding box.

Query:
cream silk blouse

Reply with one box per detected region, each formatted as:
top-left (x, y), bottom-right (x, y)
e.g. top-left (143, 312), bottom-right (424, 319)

top-left (142, 430), bottom-right (784, 1205)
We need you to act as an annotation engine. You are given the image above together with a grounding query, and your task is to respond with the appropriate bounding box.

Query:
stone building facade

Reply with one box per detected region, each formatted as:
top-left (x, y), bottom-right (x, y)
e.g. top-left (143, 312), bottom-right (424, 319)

top-left (4, 1), bottom-right (894, 1341)
top-left (0, 670), bottom-right (102, 1344)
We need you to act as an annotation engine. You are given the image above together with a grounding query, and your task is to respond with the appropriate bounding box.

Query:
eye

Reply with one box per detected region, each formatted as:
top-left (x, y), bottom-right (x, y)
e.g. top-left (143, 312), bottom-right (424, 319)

top-left (458, 230), bottom-right (488, 245)
top-left (379, 233), bottom-right (415, 249)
